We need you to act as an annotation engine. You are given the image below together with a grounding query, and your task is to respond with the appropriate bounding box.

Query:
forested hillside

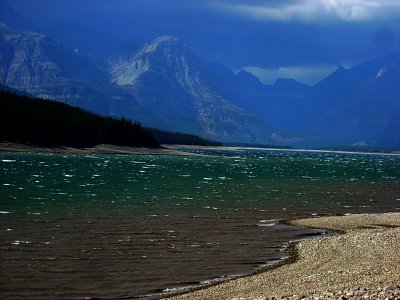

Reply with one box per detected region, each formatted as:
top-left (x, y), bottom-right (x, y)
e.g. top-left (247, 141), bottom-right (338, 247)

top-left (0, 91), bottom-right (159, 147)
top-left (0, 91), bottom-right (222, 148)
top-left (148, 128), bottom-right (221, 146)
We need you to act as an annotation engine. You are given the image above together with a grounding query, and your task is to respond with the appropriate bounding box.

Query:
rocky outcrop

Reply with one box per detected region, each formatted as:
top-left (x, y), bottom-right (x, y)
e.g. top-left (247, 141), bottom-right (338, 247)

top-left (0, 23), bottom-right (108, 98)
top-left (0, 23), bottom-right (144, 119)
top-left (110, 35), bottom-right (295, 144)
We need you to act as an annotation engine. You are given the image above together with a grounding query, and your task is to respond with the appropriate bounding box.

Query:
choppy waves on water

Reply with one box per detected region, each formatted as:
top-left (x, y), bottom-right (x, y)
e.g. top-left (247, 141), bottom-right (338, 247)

top-left (1, 150), bottom-right (400, 298)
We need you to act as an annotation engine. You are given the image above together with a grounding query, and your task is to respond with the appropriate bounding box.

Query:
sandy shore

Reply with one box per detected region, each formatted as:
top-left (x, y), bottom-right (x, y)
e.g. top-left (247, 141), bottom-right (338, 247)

top-left (166, 212), bottom-right (400, 299)
top-left (0, 142), bottom-right (200, 156)
top-left (168, 144), bottom-right (400, 156)
top-left (2, 142), bottom-right (399, 158)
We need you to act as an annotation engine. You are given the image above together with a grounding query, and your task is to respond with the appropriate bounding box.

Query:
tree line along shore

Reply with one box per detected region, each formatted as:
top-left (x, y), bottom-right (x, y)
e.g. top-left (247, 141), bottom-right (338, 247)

top-left (0, 90), bottom-right (221, 149)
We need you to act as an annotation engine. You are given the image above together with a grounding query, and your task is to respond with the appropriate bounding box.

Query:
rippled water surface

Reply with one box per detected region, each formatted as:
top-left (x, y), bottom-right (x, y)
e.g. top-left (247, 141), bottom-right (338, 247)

top-left (1, 149), bottom-right (400, 299)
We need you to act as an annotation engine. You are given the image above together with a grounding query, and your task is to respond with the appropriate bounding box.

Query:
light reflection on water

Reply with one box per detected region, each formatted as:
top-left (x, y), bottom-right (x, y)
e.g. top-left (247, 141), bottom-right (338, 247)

top-left (1, 150), bottom-right (400, 299)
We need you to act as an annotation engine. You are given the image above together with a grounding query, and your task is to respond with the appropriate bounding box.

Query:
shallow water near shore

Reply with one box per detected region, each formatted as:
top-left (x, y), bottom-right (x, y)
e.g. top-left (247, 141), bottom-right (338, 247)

top-left (1, 149), bottom-right (400, 299)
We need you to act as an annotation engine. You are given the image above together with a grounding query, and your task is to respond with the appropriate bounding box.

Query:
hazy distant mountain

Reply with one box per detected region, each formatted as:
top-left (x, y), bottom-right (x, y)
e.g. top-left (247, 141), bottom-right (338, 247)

top-left (0, 2), bottom-right (36, 31)
top-left (43, 23), bottom-right (146, 75)
top-left (42, 22), bottom-right (122, 63)
top-left (1, 19), bottom-right (398, 148)
top-left (0, 25), bottom-right (306, 145)
top-left (110, 35), bottom-right (300, 144)
top-left (207, 63), bottom-right (311, 129)
top-left (306, 56), bottom-right (400, 147)
top-left (0, 24), bottom-right (107, 89)
top-left (209, 57), bottom-right (400, 148)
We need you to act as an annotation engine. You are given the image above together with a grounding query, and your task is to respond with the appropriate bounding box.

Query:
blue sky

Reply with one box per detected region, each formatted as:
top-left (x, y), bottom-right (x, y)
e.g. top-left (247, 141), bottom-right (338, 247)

top-left (9, 0), bottom-right (400, 85)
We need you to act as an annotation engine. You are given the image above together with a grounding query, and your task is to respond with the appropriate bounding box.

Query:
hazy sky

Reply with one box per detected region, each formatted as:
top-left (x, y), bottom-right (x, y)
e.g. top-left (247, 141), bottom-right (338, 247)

top-left (8, 0), bottom-right (400, 85)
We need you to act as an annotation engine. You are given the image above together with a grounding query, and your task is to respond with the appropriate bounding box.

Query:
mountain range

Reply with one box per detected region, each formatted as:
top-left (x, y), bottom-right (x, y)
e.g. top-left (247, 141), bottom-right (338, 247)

top-left (0, 23), bottom-right (302, 146)
top-left (1, 5), bottom-right (399, 149)
top-left (208, 56), bottom-right (400, 148)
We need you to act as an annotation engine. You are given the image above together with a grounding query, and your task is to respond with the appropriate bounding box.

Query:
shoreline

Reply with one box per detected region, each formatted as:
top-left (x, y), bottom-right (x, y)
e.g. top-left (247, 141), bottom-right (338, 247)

top-left (1, 142), bottom-right (399, 157)
top-left (168, 144), bottom-right (400, 157)
top-left (164, 212), bottom-right (400, 299)
top-left (0, 142), bottom-right (200, 156)
top-left (2, 143), bottom-right (399, 298)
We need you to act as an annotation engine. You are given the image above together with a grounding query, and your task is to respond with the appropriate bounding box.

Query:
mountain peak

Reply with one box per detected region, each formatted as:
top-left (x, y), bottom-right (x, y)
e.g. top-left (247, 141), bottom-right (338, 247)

top-left (336, 65), bottom-right (346, 72)
top-left (375, 63), bottom-right (400, 80)
top-left (237, 70), bottom-right (263, 87)
top-left (154, 35), bottom-right (180, 43)
top-left (143, 35), bottom-right (184, 53)
top-left (1, 24), bottom-right (107, 92)
top-left (111, 34), bottom-right (194, 86)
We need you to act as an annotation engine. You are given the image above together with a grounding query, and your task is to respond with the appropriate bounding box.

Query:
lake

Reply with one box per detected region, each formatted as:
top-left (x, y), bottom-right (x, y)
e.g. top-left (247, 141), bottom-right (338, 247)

top-left (1, 149), bottom-right (399, 299)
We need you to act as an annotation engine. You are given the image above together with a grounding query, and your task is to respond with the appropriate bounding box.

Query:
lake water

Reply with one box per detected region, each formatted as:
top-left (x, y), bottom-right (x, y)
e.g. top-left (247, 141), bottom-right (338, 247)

top-left (1, 149), bottom-right (400, 299)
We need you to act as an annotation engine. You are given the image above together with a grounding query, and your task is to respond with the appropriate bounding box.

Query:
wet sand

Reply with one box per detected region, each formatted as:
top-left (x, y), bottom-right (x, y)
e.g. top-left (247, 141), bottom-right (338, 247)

top-left (166, 212), bottom-right (400, 299)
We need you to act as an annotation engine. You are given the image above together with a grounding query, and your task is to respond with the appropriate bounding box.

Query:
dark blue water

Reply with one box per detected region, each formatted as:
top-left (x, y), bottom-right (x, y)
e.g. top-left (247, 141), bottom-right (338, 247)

top-left (1, 149), bottom-right (399, 298)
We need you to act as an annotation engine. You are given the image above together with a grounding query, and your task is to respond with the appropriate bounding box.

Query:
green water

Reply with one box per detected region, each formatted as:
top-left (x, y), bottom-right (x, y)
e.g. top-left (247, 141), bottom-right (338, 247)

top-left (1, 149), bottom-right (399, 298)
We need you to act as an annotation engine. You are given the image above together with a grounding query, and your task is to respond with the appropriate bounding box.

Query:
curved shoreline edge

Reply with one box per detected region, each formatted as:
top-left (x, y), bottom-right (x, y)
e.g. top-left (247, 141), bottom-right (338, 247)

top-left (163, 212), bottom-right (400, 300)
top-left (155, 242), bottom-right (301, 300)
top-left (157, 221), bottom-right (333, 300)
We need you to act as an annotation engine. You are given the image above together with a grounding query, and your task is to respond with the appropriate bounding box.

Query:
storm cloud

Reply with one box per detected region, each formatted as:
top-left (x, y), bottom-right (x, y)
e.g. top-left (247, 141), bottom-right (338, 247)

top-left (8, 0), bottom-right (400, 83)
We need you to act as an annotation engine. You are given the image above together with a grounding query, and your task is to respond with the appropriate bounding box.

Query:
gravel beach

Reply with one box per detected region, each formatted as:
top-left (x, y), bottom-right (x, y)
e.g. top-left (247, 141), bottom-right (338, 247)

top-left (166, 212), bottom-right (400, 300)
top-left (0, 142), bottom-right (198, 156)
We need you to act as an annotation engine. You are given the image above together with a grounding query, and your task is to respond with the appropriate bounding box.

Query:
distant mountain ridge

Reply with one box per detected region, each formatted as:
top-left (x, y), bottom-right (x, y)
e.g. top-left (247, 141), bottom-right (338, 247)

top-left (0, 23), bottom-right (108, 100)
top-left (1, 17), bottom-right (399, 148)
top-left (110, 35), bottom-right (293, 143)
top-left (0, 23), bottom-right (158, 124)
top-left (208, 57), bottom-right (400, 148)
top-left (307, 56), bottom-right (400, 147)
top-left (0, 2), bottom-right (36, 31)
top-left (1, 24), bottom-right (307, 146)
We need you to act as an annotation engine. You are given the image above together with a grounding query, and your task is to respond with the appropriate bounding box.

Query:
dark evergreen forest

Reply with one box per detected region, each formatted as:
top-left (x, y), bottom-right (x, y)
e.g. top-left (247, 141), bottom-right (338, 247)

top-left (0, 91), bottom-right (221, 148)
top-left (148, 128), bottom-right (221, 146)
top-left (0, 91), bottom-right (159, 147)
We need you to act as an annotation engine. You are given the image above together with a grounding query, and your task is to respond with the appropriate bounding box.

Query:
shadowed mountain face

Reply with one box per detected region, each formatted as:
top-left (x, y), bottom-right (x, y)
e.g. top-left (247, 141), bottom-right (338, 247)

top-left (0, 24), bottom-right (107, 99)
top-left (1, 19), bottom-right (399, 148)
top-left (110, 35), bottom-right (297, 144)
top-left (0, 2), bottom-right (35, 31)
top-left (208, 57), bottom-right (400, 148)
top-left (0, 24), bottom-right (154, 122)
top-left (206, 63), bottom-right (311, 129)
top-left (307, 57), bottom-right (400, 147)
top-left (1, 25), bottom-right (305, 145)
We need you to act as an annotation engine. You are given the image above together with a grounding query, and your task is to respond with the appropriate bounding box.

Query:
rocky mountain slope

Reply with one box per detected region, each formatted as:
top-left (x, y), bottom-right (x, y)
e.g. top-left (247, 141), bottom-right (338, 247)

top-left (307, 56), bottom-right (400, 147)
top-left (1, 24), bottom-right (306, 145)
top-left (208, 57), bottom-right (400, 148)
top-left (1, 19), bottom-right (398, 148)
top-left (207, 63), bottom-right (311, 129)
top-left (0, 24), bottom-right (105, 100)
top-left (110, 35), bottom-right (299, 144)
top-left (0, 23), bottom-right (157, 123)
